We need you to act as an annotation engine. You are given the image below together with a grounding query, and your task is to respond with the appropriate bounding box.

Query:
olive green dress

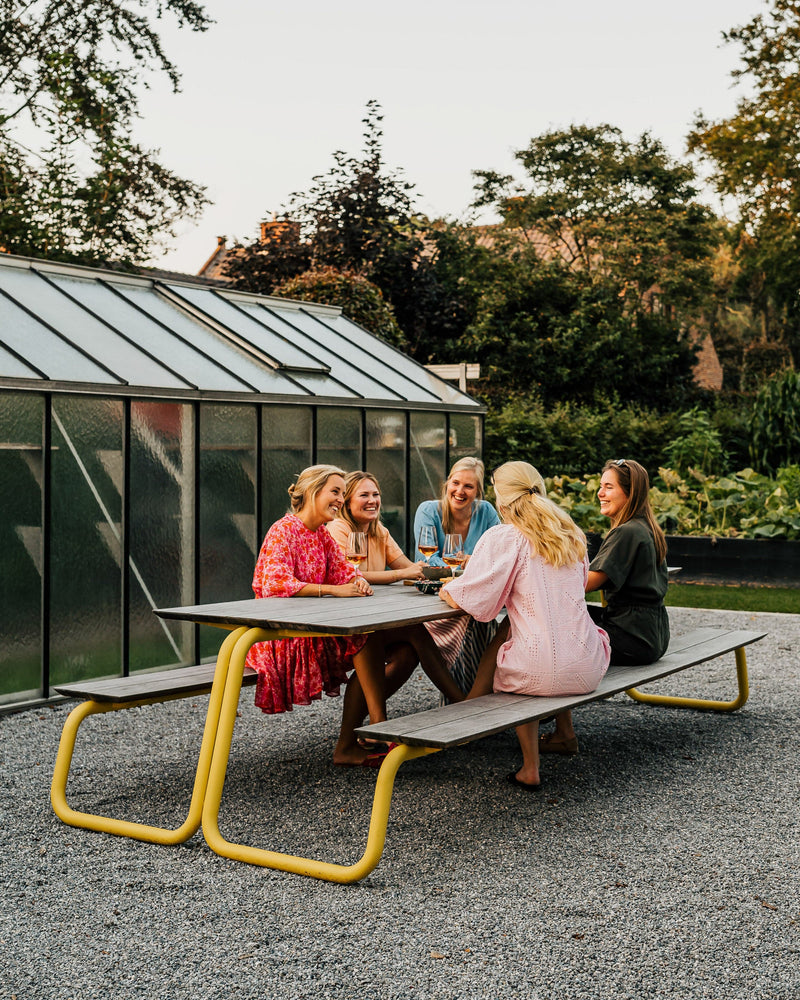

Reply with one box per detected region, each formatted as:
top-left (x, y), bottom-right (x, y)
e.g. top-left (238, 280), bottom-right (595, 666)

top-left (588, 516), bottom-right (670, 666)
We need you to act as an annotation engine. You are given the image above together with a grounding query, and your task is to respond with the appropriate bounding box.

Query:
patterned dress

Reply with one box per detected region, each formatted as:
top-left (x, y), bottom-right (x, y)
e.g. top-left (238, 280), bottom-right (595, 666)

top-left (443, 524), bottom-right (610, 696)
top-left (246, 514), bottom-right (368, 714)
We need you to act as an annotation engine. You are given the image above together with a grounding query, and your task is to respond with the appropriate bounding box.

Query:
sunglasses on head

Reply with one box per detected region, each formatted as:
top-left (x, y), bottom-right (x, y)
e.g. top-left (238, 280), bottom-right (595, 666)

top-left (613, 459), bottom-right (628, 468)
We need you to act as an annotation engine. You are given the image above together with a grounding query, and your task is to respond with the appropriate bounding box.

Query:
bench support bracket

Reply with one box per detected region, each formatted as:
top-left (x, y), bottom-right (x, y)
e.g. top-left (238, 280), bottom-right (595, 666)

top-left (625, 645), bottom-right (749, 712)
top-left (50, 626), bottom-right (250, 845)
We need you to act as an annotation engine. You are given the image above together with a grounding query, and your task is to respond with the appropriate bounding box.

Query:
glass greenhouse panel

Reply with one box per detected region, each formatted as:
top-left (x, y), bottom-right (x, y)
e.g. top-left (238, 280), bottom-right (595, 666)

top-left (0, 393), bottom-right (43, 701)
top-left (129, 402), bottom-right (195, 671)
top-left (410, 412), bottom-right (447, 553)
top-left (199, 404), bottom-right (257, 659)
top-left (171, 286), bottom-right (328, 372)
top-left (316, 407), bottom-right (361, 474)
top-left (0, 267), bottom-right (185, 389)
top-left (449, 413), bottom-right (482, 466)
top-left (49, 397), bottom-right (123, 686)
top-left (253, 304), bottom-right (397, 400)
top-left (261, 405), bottom-right (312, 535)
top-left (0, 292), bottom-right (117, 383)
top-left (366, 409), bottom-right (406, 550)
top-left (49, 275), bottom-right (252, 393)
top-left (115, 285), bottom-right (305, 394)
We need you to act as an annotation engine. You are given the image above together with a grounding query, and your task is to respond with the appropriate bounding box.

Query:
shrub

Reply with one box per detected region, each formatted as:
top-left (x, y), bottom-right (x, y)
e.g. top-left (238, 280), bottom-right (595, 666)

top-left (749, 368), bottom-right (800, 474)
top-left (484, 398), bottom-right (672, 479)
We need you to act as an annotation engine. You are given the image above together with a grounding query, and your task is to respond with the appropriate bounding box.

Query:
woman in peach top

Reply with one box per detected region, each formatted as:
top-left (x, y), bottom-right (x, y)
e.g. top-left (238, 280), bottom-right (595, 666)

top-left (327, 471), bottom-right (465, 733)
top-left (441, 461), bottom-right (610, 789)
top-left (327, 471), bottom-right (427, 585)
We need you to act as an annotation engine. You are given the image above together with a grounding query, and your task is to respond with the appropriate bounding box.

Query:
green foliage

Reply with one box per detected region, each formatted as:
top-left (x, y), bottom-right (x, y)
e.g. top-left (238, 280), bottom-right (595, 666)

top-left (224, 103), bottom-right (487, 361)
top-left (749, 368), bottom-right (800, 473)
top-left (273, 267), bottom-right (405, 347)
top-left (468, 125), bottom-right (716, 407)
top-left (663, 407), bottom-right (727, 475)
top-left (484, 397), bottom-right (673, 479)
top-left (473, 124), bottom-right (718, 317)
top-left (0, 0), bottom-right (211, 265)
top-left (688, 0), bottom-right (800, 361)
top-left (545, 466), bottom-right (800, 539)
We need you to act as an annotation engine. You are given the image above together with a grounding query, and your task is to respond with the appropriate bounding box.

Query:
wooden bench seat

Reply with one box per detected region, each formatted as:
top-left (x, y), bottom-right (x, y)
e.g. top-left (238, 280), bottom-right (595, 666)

top-left (356, 626), bottom-right (767, 749)
top-left (54, 663), bottom-right (257, 703)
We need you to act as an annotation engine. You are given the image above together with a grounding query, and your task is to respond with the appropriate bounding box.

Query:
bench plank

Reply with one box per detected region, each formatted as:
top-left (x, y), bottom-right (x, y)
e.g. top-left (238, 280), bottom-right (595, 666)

top-left (356, 627), bottom-right (767, 749)
top-left (55, 665), bottom-right (257, 703)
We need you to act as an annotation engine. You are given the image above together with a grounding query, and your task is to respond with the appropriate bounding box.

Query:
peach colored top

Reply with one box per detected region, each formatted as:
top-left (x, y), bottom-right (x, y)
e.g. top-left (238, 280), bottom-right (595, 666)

top-left (326, 518), bottom-right (403, 573)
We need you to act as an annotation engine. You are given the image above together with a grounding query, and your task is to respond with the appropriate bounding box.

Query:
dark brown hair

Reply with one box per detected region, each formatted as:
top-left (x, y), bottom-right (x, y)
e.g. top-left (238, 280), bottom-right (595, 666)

top-left (602, 459), bottom-right (667, 564)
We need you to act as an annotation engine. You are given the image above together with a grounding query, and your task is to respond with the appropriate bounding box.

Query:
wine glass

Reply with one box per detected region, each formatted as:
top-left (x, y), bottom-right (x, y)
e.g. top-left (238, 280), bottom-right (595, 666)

top-left (442, 533), bottom-right (465, 575)
top-left (345, 532), bottom-right (367, 573)
top-left (417, 525), bottom-right (438, 565)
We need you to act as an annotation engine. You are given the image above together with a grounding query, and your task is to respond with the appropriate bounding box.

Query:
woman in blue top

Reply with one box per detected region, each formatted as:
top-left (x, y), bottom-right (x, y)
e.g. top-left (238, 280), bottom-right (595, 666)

top-left (413, 457), bottom-right (501, 566)
top-left (413, 457), bottom-right (501, 695)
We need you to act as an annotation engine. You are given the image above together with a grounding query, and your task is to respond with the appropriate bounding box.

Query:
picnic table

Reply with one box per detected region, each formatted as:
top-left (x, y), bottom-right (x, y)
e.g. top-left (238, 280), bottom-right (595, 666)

top-left (51, 585), bottom-right (766, 884)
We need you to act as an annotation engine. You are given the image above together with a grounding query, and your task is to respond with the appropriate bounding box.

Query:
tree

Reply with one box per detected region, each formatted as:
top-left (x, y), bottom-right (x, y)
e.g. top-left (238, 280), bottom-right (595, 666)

top-left (223, 102), bottom-right (488, 360)
top-left (467, 125), bottom-right (715, 406)
top-left (0, 0), bottom-right (211, 265)
top-left (688, 0), bottom-right (800, 362)
top-left (273, 267), bottom-right (405, 347)
top-left (473, 124), bottom-right (717, 318)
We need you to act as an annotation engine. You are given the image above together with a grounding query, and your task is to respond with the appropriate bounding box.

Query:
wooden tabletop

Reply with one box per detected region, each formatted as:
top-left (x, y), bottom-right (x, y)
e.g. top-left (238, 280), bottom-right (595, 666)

top-left (154, 583), bottom-right (462, 635)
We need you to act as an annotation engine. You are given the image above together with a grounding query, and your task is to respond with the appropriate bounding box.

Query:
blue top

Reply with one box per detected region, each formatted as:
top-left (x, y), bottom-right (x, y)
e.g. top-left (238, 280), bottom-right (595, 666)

top-left (413, 499), bottom-right (501, 566)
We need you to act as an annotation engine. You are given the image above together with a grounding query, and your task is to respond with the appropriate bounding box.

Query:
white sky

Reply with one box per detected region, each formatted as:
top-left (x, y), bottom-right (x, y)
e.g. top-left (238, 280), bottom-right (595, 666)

top-left (137, 0), bottom-right (766, 274)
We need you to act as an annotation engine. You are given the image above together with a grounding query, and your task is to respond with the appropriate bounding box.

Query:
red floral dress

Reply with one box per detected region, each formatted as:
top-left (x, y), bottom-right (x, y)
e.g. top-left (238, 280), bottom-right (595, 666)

top-left (246, 514), bottom-right (368, 713)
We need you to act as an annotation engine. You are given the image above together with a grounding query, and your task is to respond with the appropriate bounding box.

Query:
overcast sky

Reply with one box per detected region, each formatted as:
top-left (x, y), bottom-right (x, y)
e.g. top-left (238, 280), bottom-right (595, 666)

top-left (137, 0), bottom-right (766, 275)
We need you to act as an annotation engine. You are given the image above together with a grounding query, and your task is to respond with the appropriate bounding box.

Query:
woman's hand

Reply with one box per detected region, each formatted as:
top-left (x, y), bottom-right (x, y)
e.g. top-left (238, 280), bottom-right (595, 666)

top-left (334, 577), bottom-right (373, 597)
top-left (439, 587), bottom-right (461, 610)
top-left (398, 561), bottom-right (426, 581)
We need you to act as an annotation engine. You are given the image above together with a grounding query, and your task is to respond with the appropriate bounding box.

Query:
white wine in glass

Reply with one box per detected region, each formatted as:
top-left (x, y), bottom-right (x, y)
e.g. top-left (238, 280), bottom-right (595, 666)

top-left (442, 533), bottom-right (465, 574)
top-left (418, 525), bottom-right (438, 564)
top-left (346, 532), bottom-right (367, 571)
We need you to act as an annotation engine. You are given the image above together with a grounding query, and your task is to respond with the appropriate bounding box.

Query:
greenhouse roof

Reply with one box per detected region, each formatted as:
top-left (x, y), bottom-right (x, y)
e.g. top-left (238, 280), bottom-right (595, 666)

top-left (0, 254), bottom-right (479, 410)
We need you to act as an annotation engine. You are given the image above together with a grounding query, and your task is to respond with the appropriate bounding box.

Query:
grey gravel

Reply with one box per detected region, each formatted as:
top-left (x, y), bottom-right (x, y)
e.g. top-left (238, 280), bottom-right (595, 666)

top-left (1, 606), bottom-right (798, 1000)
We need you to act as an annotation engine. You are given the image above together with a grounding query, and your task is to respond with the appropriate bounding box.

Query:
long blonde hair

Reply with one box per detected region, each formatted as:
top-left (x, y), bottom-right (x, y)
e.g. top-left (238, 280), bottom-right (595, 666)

top-left (288, 464), bottom-right (345, 514)
top-left (492, 461), bottom-right (586, 568)
top-left (336, 471), bottom-right (382, 539)
top-left (440, 457), bottom-right (486, 534)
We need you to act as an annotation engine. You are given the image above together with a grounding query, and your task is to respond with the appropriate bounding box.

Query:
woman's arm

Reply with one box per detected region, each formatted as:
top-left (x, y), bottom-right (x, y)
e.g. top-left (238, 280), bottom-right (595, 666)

top-left (413, 501), bottom-right (445, 565)
top-left (586, 570), bottom-right (608, 593)
top-left (361, 554), bottom-right (425, 585)
top-left (295, 578), bottom-right (373, 597)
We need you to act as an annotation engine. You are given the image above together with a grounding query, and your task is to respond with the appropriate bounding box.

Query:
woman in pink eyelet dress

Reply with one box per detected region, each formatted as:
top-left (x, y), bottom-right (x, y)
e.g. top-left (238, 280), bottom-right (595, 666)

top-left (440, 461), bottom-right (610, 789)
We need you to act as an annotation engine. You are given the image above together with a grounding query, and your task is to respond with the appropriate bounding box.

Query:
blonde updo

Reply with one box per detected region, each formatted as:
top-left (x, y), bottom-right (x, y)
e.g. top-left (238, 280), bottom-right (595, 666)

top-left (492, 461), bottom-right (586, 568)
top-left (288, 464), bottom-right (346, 514)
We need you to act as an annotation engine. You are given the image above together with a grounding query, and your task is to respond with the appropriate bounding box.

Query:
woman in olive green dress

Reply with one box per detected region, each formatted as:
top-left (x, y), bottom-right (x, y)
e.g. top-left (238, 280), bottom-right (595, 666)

top-left (540, 458), bottom-right (670, 755)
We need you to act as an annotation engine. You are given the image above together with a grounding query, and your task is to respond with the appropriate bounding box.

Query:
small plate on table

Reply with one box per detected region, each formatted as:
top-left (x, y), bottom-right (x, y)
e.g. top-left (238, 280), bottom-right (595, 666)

top-left (414, 579), bottom-right (449, 595)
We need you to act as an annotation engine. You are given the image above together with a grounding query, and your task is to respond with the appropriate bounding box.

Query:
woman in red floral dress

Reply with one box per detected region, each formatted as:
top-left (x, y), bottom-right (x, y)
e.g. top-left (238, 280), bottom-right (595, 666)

top-left (247, 465), bottom-right (453, 767)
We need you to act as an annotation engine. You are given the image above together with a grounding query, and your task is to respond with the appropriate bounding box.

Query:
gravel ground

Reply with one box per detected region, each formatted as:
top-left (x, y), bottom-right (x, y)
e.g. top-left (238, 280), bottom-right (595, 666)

top-left (1, 606), bottom-right (798, 1000)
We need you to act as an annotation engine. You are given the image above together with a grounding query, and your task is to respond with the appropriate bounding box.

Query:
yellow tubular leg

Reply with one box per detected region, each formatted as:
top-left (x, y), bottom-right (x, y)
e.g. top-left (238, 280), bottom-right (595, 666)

top-left (202, 627), bottom-right (439, 882)
top-left (50, 626), bottom-right (249, 844)
top-left (626, 646), bottom-right (750, 712)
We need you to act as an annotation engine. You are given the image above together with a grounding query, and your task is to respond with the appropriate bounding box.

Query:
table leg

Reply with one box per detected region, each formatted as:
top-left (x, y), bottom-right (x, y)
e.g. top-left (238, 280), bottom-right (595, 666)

top-left (50, 626), bottom-right (249, 844)
top-left (201, 626), bottom-right (440, 882)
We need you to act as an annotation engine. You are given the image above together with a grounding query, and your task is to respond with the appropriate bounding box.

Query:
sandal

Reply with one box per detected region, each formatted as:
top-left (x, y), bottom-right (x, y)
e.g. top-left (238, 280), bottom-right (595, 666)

top-left (538, 732), bottom-right (579, 756)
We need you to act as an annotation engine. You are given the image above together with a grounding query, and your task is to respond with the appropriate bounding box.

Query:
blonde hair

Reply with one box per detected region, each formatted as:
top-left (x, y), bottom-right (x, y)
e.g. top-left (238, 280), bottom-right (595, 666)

top-left (492, 461), bottom-right (586, 568)
top-left (336, 471), bottom-right (382, 539)
top-left (288, 464), bottom-right (345, 514)
top-left (440, 457), bottom-right (485, 534)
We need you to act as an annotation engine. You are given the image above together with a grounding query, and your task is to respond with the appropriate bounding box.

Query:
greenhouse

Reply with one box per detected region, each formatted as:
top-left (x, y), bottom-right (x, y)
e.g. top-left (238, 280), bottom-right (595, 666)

top-left (0, 253), bottom-right (484, 710)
